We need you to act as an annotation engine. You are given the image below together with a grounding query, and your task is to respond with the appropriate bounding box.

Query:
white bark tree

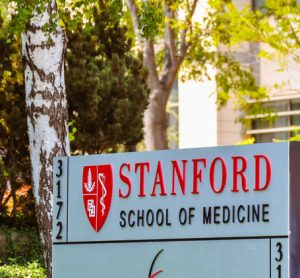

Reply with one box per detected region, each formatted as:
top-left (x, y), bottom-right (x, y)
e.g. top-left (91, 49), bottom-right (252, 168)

top-left (22, 0), bottom-right (70, 276)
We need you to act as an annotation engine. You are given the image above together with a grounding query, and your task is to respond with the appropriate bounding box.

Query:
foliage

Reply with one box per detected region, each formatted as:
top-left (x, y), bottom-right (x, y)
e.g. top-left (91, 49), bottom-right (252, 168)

top-left (0, 2), bottom-right (148, 275)
top-left (121, 0), bottom-right (274, 149)
top-left (0, 227), bottom-right (45, 278)
top-left (0, 227), bottom-right (44, 264)
top-left (210, 0), bottom-right (300, 78)
top-left (0, 261), bottom-right (46, 278)
top-left (1, 0), bottom-right (48, 39)
top-left (0, 186), bottom-right (36, 228)
top-left (235, 137), bottom-right (255, 145)
top-left (0, 226), bottom-right (45, 277)
top-left (0, 16), bottom-right (31, 224)
top-left (209, 0), bottom-right (300, 130)
top-left (138, 0), bottom-right (164, 40)
top-left (0, 3), bottom-right (149, 249)
top-left (273, 127), bottom-right (300, 142)
top-left (289, 130), bottom-right (300, 141)
top-left (66, 2), bottom-right (149, 154)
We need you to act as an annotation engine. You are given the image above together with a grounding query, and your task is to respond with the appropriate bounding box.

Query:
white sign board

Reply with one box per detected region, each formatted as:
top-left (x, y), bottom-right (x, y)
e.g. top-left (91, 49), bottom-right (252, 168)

top-left (52, 142), bottom-right (300, 277)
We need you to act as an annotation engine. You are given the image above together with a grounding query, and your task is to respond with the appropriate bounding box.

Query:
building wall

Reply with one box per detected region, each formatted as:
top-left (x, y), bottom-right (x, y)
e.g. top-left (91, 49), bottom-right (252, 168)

top-left (217, 41), bottom-right (260, 145)
top-left (178, 78), bottom-right (217, 148)
top-left (178, 0), bottom-right (300, 148)
top-left (178, 0), bottom-right (218, 149)
top-left (217, 100), bottom-right (246, 145)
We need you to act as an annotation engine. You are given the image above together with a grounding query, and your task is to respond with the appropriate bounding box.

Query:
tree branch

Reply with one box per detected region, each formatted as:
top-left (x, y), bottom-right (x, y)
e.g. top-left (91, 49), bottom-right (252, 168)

top-left (179, 0), bottom-right (199, 60)
top-left (179, 29), bottom-right (188, 61)
top-left (126, 0), bottom-right (160, 88)
top-left (189, 0), bottom-right (198, 17)
top-left (289, 21), bottom-right (300, 49)
top-left (125, 0), bottom-right (143, 47)
top-left (160, 1), bottom-right (200, 98)
top-left (163, 3), bottom-right (178, 65)
top-left (144, 39), bottom-right (161, 90)
top-left (163, 65), bottom-right (178, 103)
top-left (2, 192), bottom-right (12, 207)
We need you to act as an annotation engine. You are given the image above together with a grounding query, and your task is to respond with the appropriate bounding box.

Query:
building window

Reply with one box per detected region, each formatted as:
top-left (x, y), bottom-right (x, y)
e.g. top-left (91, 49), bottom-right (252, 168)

top-left (246, 95), bottom-right (300, 142)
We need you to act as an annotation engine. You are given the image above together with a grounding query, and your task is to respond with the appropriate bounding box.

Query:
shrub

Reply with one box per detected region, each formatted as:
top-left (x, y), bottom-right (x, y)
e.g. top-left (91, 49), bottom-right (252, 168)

top-left (0, 227), bottom-right (43, 265)
top-left (0, 261), bottom-right (46, 278)
top-left (0, 226), bottom-right (45, 277)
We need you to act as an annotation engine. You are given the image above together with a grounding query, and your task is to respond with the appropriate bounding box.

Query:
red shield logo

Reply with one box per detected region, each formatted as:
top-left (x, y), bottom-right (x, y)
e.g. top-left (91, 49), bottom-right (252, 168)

top-left (82, 165), bottom-right (113, 232)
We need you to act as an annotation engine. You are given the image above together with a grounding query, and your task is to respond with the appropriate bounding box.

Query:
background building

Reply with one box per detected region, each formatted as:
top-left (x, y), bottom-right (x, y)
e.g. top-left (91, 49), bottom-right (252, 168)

top-left (177, 0), bottom-right (300, 148)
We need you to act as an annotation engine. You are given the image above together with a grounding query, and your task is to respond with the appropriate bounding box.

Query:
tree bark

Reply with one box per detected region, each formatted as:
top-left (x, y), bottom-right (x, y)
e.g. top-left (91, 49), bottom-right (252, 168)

top-left (1, 191), bottom-right (11, 209)
top-left (22, 1), bottom-right (70, 277)
top-left (143, 39), bottom-right (179, 150)
top-left (144, 84), bottom-right (169, 150)
top-left (0, 185), bottom-right (6, 209)
top-left (142, 39), bottom-right (170, 150)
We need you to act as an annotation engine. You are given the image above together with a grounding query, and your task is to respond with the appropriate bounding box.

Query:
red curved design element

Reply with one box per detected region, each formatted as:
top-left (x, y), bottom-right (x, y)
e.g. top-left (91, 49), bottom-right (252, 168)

top-left (150, 269), bottom-right (163, 278)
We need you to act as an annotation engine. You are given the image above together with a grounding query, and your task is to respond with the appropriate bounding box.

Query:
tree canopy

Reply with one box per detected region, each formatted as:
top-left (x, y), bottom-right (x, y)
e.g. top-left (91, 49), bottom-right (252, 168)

top-left (210, 0), bottom-right (300, 129)
top-left (0, 1), bottom-right (149, 275)
top-left (66, 4), bottom-right (149, 153)
top-left (0, 17), bottom-right (32, 223)
top-left (0, 0), bottom-right (149, 213)
top-left (211, 0), bottom-right (300, 68)
top-left (122, 0), bottom-right (270, 149)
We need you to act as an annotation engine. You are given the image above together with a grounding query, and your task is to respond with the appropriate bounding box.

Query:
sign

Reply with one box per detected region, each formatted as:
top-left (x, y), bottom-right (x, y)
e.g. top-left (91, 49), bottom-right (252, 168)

top-left (52, 142), bottom-right (300, 277)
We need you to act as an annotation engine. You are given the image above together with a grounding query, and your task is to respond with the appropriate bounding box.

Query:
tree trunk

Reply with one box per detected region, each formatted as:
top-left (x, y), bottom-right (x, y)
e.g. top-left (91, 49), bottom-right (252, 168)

top-left (142, 39), bottom-right (171, 151)
top-left (144, 86), bottom-right (169, 150)
top-left (22, 1), bottom-right (70, 277)
top-left (126, 0), bottom-right (194, 151)
top-left (1, 191), bottom-right (11, 208)
top-left (11, 186), bottom-right (17, 222)
top-left (0, 186), bottom-right (5, 209)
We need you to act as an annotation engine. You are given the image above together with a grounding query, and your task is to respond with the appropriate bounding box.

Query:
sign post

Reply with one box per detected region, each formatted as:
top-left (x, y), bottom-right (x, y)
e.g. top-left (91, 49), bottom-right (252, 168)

top-left (52, 142), bottom-right (300, 277)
